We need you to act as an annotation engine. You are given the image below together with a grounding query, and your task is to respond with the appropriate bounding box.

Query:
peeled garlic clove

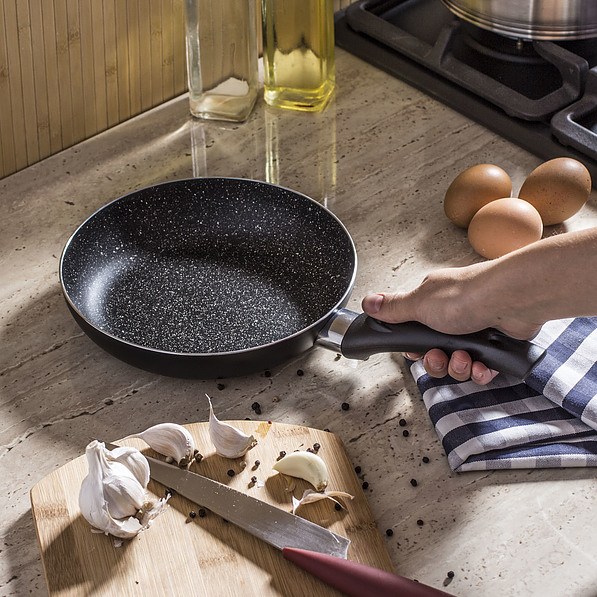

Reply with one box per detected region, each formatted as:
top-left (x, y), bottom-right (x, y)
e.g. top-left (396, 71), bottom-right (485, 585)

top-left (132, 423), bottom-right (195, 465)
top-left (207, 394), bottom-right (257, 458)
top-left (291, 489), bottom-right (354, 514)
top-left (273, 451), bottom-right (329, 492)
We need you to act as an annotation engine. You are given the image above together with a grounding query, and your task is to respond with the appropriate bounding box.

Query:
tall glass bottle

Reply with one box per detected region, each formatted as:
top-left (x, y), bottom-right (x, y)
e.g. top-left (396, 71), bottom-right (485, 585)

top-left (184, 0), bottom-right (259, 122)
top-left (261, 0), bottom-right (335, 112)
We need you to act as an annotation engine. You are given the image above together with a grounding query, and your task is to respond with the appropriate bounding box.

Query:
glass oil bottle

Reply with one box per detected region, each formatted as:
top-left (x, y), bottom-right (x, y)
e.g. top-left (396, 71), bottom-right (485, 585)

top-left (184, 0), bottom-right (259, 122)
top-left (261, 0), bottom-right (335, 112)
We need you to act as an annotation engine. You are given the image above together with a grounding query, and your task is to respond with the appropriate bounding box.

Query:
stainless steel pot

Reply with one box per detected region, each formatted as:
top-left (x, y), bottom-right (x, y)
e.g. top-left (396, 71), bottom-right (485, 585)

top-left (441, 0), bottom-right (597, 40)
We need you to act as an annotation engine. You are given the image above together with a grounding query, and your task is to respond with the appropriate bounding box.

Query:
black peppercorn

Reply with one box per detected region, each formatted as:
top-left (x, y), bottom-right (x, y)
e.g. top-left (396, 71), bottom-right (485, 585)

top-left (362, 481), bottom-right (369, 489)
top-left (251, 401), bottom-right (260, 411)
top-left (198, 508), bottom-right (206, 517)
top-left (194, 452), bottom-right (203, 463)
top-left (277, 451), bottom-right (286, 460)
top-left (189, 510), bottom-right (197, 519)
top-left (251, 476), bottom-right (257, 484)
top-left (354, 465), bottom-right (362, 474)
top-left (385, 529), bottom-right (394, 537)
top-left (217, 383), bottom-right (225, 391)
top-left (416, 519), bottom-right (424, 526)
top-left (334, 503), bottom-right (342, 511)
top-left (410, 479), bottom-right (418, 487)
top-left (264, 370), bottom-right (272, 377)
top-left (399, 418), bottom-right (407, 427)
top-left (227, 469), bottom-right (235, 477)
top-left (402, 429), bottom-right (410, 437)
top-left (422, 456), bottom-right (430, 463)
top-left (313, 443), bottom-right (320, 452)
top-left (341, 402), bottom-right (350, 411)
top-left (253, 460), bottom-right (261, 469)
top-left (447, 571), bottom-right (455, 579)
top-left (297, 369), bottom-right (304, 376)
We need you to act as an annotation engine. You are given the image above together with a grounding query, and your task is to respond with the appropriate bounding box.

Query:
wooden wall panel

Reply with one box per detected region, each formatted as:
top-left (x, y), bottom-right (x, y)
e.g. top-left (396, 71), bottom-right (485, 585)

top-left (0, 0), bottom-right (188, 179)
top-left (0, 0), bottom-right (357, 179)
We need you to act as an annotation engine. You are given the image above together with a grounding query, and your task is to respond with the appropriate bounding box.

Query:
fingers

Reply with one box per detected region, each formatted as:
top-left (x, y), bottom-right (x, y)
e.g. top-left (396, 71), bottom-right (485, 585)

top-left (361, 293), bottom-right (385, 315)
top-left (471, 362), bottom-right (499, 385)
top-left (362, 292), bottom-right (416, 323)
top-left (447, 350), bottom-right (472, 381)
top-left (412, 349), bottom-right (499, 386)
top-left (422, 348), bottom-right (449, 378)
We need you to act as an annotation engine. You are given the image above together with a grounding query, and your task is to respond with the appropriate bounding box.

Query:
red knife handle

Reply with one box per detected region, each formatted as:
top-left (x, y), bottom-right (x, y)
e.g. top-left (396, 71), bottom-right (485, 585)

top-left (282, 548), bottom-right (454, 597)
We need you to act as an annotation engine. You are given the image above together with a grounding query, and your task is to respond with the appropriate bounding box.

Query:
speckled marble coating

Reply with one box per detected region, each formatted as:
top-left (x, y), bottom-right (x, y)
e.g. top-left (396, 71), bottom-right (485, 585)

top-left (61, 178), bottom-right (355, 355)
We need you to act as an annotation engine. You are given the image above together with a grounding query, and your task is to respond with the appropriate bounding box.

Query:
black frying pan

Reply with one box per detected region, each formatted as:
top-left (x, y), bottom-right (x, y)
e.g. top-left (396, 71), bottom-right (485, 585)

top-left (60, 178), bottom-right (545, 379)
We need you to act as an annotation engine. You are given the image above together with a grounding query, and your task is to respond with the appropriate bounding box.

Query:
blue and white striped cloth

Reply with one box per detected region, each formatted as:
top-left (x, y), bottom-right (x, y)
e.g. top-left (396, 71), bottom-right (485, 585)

top-left (411, 317), bottom-right (597, 471)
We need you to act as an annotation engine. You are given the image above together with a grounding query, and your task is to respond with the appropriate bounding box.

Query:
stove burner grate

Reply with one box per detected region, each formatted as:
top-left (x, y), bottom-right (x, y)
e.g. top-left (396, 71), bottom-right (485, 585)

top-left (335, 0), bottom-right (597, 183)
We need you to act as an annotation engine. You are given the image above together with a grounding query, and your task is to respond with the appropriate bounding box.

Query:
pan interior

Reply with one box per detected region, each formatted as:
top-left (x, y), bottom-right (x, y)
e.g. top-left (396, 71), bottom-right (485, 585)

top-left (61, 179), bottom-right (356, 354)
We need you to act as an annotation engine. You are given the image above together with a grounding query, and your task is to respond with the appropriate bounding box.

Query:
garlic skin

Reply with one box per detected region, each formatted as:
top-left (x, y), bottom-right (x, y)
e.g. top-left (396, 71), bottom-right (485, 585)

top-left (132, 423), bottom-right (195, 465)
top-left (291, 489), bottom-right (354, 514)
top-left (273, 451), bottom-right (329, 492)
top-left (79, 441), bottom-right (168, 539)
top-left (207, 394), bottom-right (257, 458)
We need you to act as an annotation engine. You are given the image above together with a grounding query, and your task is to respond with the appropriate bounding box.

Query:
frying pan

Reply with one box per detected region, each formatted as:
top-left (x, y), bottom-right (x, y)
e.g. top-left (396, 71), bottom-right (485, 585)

top-left (60, 178), bottom-right (544, 379)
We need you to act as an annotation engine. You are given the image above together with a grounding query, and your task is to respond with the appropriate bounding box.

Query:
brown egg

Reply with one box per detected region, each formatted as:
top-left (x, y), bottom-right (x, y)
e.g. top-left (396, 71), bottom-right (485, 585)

top-left (468, 198), bottom-right (543, 259)
top-left (518, 157), bottom-right (591, 225)
top-left (444, 164), bottom-right (512, 228)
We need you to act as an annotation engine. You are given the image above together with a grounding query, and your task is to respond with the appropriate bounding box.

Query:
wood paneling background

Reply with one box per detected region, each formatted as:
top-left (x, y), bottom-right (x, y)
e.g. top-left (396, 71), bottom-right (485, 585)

top-left (0, 0), bottom-right (356, 180)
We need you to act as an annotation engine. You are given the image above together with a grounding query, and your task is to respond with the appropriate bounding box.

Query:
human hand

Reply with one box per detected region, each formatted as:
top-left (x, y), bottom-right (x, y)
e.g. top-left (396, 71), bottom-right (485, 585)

top-left (361, 264), bottom-right (540, 384)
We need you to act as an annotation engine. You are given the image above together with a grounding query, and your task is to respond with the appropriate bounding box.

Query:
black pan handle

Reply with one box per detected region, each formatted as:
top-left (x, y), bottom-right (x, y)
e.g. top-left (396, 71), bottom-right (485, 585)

top-left (339, 313), bottom-right (545, 380)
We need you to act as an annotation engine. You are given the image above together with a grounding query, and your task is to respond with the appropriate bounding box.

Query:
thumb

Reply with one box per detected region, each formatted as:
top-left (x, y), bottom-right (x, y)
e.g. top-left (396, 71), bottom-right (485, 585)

top-left (361, 292), bottom-right (417, 324)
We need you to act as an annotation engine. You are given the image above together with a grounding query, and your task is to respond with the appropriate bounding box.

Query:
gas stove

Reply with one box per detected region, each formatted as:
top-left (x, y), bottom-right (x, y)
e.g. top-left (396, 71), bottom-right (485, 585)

top-left (335, 0), bottom-right (597, 185)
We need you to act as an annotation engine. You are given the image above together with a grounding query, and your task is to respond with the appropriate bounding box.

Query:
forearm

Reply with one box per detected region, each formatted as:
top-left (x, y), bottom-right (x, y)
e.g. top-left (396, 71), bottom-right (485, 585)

top-left (476, 227), bottom-right (597, 333)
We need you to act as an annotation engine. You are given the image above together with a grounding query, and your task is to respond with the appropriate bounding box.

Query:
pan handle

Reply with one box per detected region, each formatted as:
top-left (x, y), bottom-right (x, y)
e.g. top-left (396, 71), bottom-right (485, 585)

top-left (327, 310), bottom-right (545, 380)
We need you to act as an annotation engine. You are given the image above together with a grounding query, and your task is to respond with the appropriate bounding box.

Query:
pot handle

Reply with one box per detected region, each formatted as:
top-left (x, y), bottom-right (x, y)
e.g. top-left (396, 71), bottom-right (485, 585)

top-left (339, 312), bottom-right (545, 380)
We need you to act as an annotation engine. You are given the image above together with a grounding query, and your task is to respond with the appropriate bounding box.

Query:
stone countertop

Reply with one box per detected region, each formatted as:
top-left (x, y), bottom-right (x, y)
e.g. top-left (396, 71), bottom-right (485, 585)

top-left (2, 49), bottom-right (597, 597)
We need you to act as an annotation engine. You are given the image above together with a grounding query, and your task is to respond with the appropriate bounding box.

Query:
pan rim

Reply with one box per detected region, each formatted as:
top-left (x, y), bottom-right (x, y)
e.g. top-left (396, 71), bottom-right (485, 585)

top-left (59, 177), bottom-right (358, 359)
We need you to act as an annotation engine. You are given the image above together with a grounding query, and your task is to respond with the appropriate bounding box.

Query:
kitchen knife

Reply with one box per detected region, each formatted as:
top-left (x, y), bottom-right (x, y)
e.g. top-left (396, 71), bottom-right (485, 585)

top-left (107, 443), bottom-right (453, 596)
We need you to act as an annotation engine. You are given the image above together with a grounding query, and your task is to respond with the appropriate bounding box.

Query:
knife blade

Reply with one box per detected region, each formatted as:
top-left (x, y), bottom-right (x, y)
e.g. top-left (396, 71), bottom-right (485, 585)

top-left (106, 442), bottom-right (350, 558)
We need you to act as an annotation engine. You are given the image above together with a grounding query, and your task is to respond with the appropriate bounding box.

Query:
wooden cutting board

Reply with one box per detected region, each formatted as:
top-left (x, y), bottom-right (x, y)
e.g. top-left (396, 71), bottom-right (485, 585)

top-left (31, 422), bottom-right (395, 596)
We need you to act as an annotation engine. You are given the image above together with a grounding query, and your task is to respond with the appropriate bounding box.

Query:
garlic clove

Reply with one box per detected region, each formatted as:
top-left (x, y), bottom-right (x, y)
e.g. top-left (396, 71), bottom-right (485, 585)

top-left (78, 440), bottom-right (168, 540)
top-left (273, 451), bottom-right (329, 492)
top-left (291, 489), bottom-right (354, 514)
top-left (132, 423), bottom-right (195, 465)
top-left (102, 471), bottom-right (147, 519)
top-left (207, 394), bottom-right (257, 459)
top-left (107, 446), bottom-right (150, 488)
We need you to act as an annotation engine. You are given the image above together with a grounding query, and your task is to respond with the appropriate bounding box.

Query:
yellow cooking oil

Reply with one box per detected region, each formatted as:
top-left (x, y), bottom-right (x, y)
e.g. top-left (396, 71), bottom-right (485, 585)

top-left (261, 0), bottom-right (335, 112)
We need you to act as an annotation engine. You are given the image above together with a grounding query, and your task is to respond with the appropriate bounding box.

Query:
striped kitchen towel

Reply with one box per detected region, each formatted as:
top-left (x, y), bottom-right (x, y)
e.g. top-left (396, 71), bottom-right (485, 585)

top-left (411, 317), bottom-right (597, 471)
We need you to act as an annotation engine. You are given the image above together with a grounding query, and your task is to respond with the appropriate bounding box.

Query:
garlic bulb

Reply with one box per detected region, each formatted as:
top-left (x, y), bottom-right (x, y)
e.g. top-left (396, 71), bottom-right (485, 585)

top-left (132, 423), bottom-right (195, 466)
top-left (79, 441), bottom-right (168, 539)
top-left (273, 451), bottom-right (329, 492)
top-left (207, 394), bottom-right (257, 458)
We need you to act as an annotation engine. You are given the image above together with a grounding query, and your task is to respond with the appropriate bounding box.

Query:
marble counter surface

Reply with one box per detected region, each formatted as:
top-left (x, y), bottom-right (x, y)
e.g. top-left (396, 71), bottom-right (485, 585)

top-left (2, 49), bottom-right (597, 597)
